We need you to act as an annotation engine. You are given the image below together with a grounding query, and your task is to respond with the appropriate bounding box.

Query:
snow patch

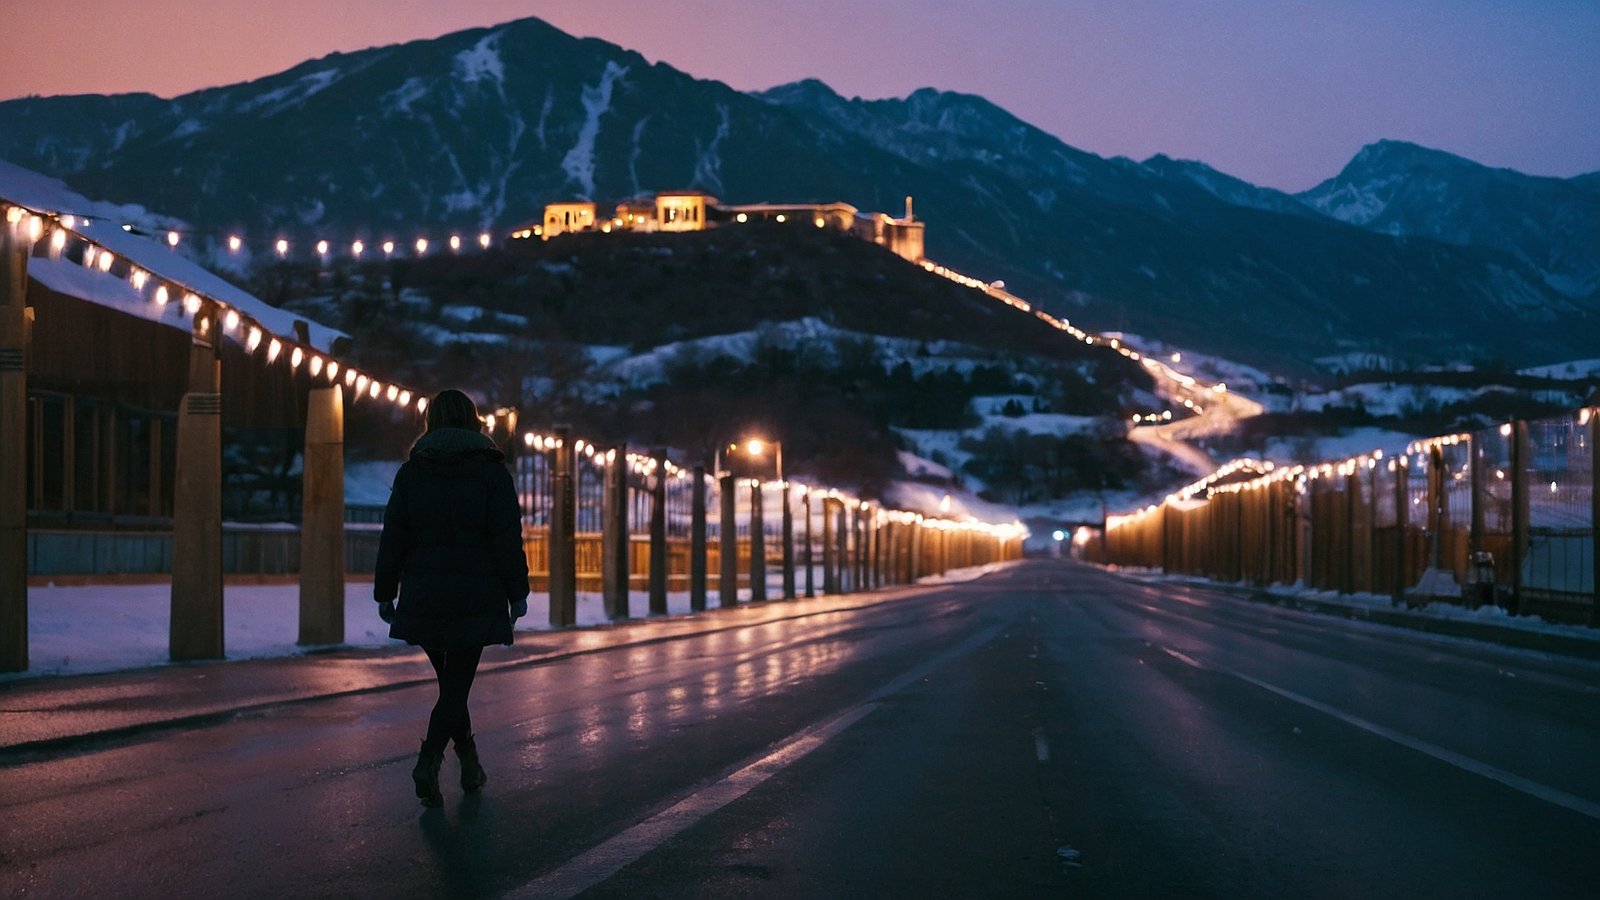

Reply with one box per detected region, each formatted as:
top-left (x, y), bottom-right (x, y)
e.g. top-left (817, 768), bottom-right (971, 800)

top-left (562, 61), bottom-right (629, 198)
top-left (691, 105), bottom-right (731, 194)
top-left (382, 77), bottom-right (430, 115)
top-left (453, 31), bottom-right (505, 88)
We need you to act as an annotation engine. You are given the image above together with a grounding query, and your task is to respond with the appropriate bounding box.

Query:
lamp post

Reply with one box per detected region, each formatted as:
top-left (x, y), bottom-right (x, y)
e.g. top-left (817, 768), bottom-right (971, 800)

top-left (728, 439), bottom-right (790, 602)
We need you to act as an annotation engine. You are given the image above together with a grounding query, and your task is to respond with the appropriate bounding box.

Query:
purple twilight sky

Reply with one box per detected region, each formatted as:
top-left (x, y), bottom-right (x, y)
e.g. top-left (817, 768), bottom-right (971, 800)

top-left (2, 0), bottom-right (1596, 191)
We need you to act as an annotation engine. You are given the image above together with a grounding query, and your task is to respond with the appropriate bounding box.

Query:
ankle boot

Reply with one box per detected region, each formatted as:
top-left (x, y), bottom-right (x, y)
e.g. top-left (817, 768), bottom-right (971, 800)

top-left (456, 733), bottom-right (488, 791)
top-left (412, 743), bottom-right (444, 807)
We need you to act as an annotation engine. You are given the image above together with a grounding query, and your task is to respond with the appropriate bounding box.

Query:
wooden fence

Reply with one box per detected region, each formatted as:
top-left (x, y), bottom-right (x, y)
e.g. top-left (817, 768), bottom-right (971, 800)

top-left (1089, 410), bottom-right (1599, 625)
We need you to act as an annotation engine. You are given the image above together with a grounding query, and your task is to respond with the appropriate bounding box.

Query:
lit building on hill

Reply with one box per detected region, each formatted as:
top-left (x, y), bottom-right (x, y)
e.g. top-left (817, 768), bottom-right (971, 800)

top-left (655, 191), bottom-right (717, 232)
top-left (523, 193), bottom-right (926, 264)
top-left (542, 201), bottom-right (596, 238)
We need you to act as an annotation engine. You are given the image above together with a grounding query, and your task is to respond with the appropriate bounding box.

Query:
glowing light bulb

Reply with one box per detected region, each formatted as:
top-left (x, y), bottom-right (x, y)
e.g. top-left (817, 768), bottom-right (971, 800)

top-left (356, 374), bottom-right (369, 394)
top-left (224, 309), bottom-right (240, 331)
top-left (344, 369), bottom-right (358, 387)
top-left (246, 327), bottom-right (263, 351)
top-left (228, 235), bottom-right (242, 252)
top-left (398, 390), bottom-right (411, 406)
top-left (276, 239), bottom-right (289, 257)
top-left (368, 380), bottom-right (381, 399)
top-left (290, 347), bottom-right (304, 369)
top-left (382, 241), bottom-right (395, 256)
top-left (316, 240), bottom-right (329, 256)
top-left (167, 230), bottom-right (180, 247)
top-left (478, 232), bottom-right (491, 249)
top-left (130, 269), bottom-right (148, 290)
top-left (352, 240), bottom-right (365, 257)
top-left (417, 397), bottom-right (428, 414)
top-left (325, 360), bottom-right (339, 381)
top-left (386, 385), bottom-right (398, 402)
top-left (51, 230), bottom-right (66, 252)
top-left (308, 356), bottom-right (323, 377)
top-left (414, 238), bottom-right (428, 255)
top-left (266, 338), bottom-right (282, 363)
top-left (182, 293), bottom-right (201, 314)
top-left (449, 235), bottom-right (461, 251)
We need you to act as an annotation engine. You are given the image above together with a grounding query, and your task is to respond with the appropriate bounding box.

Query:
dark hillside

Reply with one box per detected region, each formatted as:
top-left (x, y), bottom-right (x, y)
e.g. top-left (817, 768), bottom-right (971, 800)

top-left (254, 227), bottom-right (1159, 496)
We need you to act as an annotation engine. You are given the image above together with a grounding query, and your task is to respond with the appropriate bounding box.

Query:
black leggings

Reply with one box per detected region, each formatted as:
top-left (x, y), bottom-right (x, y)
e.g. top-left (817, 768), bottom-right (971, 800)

top-left (421, 645), bottom-right (484, 753)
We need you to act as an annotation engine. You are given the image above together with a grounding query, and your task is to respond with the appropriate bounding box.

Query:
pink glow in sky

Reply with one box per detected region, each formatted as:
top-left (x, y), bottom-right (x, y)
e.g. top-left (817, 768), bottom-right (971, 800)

top-left (2, 0), bottom-right (1596, 191)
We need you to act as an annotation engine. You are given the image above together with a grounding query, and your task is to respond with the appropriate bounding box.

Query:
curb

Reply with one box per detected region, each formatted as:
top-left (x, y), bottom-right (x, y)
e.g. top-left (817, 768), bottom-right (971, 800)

top-left (1252, 590), bottom-right (1600, 663)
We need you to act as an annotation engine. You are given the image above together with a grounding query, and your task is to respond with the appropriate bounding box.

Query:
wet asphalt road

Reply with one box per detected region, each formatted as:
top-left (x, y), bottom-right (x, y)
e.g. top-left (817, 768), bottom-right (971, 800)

top-left (3, 559), bottom-right (1599, 898)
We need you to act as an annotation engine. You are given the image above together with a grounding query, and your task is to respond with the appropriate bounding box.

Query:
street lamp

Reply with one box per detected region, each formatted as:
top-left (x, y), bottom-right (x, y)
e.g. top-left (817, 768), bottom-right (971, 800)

top-left (725, 439), bottom-right (793, 600)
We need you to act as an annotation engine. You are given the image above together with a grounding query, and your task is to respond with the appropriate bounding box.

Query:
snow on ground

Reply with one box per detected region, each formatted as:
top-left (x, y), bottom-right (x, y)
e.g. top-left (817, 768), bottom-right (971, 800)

top-left (346, 460), bottom-right (402, 506)
top-left (1254, 426), bottom-right (1418, 467)
top-left (598, 318), bottom-right (1016, 388)
top-left (1298, 383), bottom-right (1519, 416)
top-left (7, 564), bottom-right (1008, 680)
top-left (1520, 358), bottom-right (1600, 380)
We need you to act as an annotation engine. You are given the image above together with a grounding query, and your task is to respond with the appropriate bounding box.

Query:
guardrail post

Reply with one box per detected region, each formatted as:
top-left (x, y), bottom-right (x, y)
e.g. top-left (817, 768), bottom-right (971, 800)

top-left (298, 385), bottom-right (344, 645)
top-left (0, 221), bottom-right (30, 672)
top-left (749, 480), bottom-right (766, 602)
top-left (548, 425), bottom-right (576, 627)
top-left (719, 473), bottom-right (737, 607)
top-left (780, 482), bottom-right (795, 599)
top-left (690, 464), bottom-right (707, 612)
top-left (802, 488), bottom-right (815, 597)
top-left (170, 305), bottom-right (223, 661)
top-left (602, 443), bottom-right (628, 619)
top-left (649, 448), bottom-right (668, 615)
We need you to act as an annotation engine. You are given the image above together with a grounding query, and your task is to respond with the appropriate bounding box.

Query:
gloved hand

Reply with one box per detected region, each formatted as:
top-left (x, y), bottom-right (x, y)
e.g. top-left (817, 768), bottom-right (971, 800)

top-left (510, 599), bottom-right (528, 621)
top-left (378, 600), bottom-right (396, 624)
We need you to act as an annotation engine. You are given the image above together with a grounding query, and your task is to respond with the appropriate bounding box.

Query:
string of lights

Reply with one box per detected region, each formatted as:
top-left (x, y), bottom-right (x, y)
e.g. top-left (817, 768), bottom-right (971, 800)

top-left (3, 200), bottom-right (1027, 542)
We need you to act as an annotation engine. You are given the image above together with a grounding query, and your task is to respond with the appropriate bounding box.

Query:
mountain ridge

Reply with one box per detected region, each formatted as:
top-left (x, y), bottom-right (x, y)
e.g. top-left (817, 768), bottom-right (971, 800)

top-left (0, 14), bottom-right (1594, 371)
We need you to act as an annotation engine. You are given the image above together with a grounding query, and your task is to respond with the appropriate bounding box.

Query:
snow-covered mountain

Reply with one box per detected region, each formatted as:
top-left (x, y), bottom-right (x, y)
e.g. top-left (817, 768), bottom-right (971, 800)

top-left (1, 17), bottom-right (1594, 370)
top-left (1297, 140), bottom-right (1600, 299)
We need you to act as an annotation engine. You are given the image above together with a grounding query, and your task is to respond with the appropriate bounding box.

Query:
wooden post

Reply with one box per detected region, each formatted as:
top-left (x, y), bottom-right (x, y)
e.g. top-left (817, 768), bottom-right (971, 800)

top-left (649, 448), bottom-right (668, 615)
top-left (821, 497), bottom-right (837, 594)
top-left (170, 306), bottom-right (223, 661)
top-left (548, 425), bottom-right (576, 627)
top-left (0, 219), bottom-right (30, 672)
top-left (780, 483), bottom-right (795, 599)
top-left (718, 473), bottom-right (737, 607)
top-left (802, 488), bottom-right (815, 597)
top-left (297, 386), bottom-right (344, 645)
top-left (1510, 421), bottom-right (1529, 614)
top-left (1393, 457), bottom-right (1409, 606)
top-left (1343, 470), bottom-right (1356, 595)
top-left (748, 480), bottom-right (766, 603)
top-left (690, 464), bottom-right (707, 612)
top-left (602, 443), bottom-right (628, 619)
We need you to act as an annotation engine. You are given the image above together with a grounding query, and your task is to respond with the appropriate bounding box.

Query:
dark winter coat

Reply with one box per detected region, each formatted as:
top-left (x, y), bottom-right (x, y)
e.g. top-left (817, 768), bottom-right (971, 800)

top-left (374, 427), bottom-right (530, 647)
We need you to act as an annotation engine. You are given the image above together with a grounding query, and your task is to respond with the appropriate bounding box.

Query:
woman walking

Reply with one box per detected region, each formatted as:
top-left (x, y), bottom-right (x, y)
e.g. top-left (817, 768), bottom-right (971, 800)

top-left (375, 389), bottom-right (529, 807)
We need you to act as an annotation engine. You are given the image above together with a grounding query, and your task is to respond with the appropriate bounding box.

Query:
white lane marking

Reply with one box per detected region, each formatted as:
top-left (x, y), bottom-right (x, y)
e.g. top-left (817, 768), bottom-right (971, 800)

top-left (1157, 646), bottom-right (1600, 822)
top-left (508, 618), bottom-right (1013, 898)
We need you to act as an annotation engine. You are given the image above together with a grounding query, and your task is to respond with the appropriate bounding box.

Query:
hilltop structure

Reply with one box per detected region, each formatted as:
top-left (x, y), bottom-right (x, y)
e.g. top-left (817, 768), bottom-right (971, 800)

top-left (515, 193), bottom-right (926, 264)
